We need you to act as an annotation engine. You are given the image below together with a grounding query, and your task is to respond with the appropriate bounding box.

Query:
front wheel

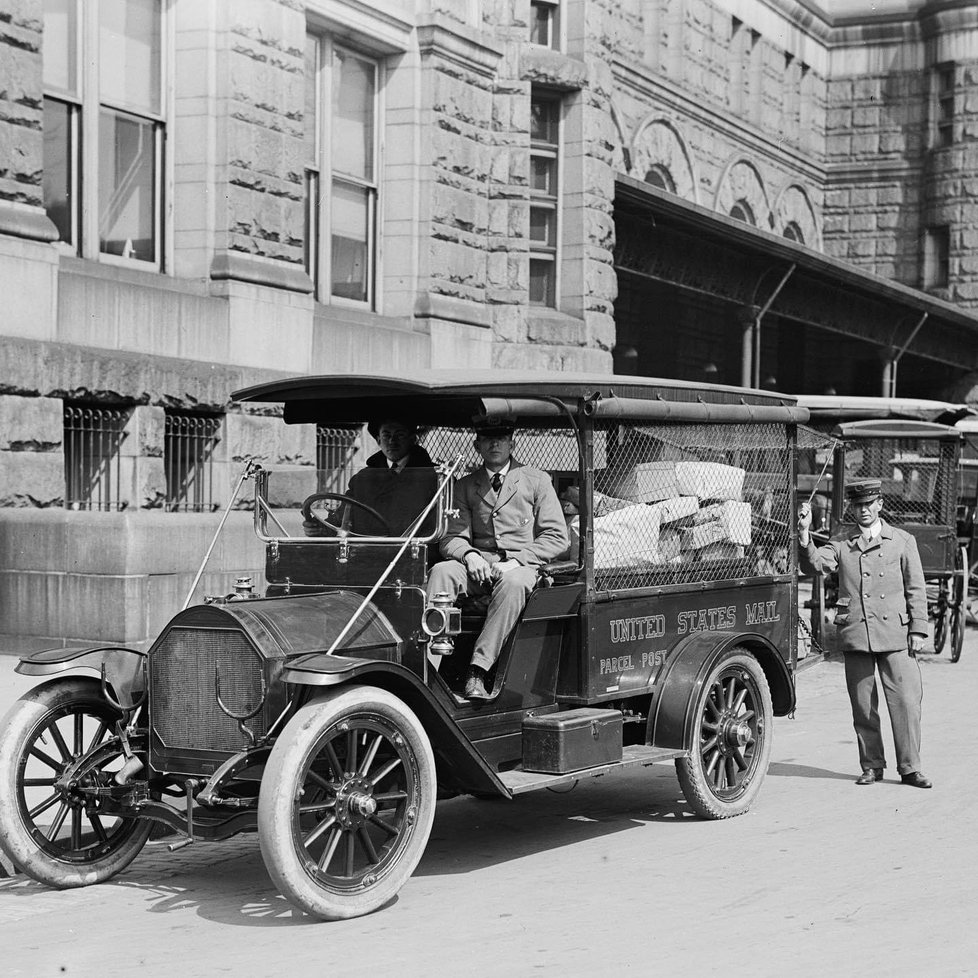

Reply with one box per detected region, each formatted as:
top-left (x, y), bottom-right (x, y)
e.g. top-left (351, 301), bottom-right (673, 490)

top-left (258, 686), bottom-right (436, 920)
top-left (0, 677), bottom-right (152, 887)
top-left (676, 650), bottom-right (774, 819)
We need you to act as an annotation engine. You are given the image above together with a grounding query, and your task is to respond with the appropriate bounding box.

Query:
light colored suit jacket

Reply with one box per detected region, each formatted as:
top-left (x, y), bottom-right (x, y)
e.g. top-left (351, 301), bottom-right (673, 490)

top-left (440, 461), bottom-right (568, 568)
top-left (800, 520), bottom-right (929, 653)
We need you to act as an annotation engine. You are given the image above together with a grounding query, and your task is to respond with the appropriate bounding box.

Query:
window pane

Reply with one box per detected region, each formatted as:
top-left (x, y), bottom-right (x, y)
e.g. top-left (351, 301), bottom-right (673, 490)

top-left (529, 257), bottom-right (555, 306)
top-left (305, 169), bottom-right (319, 285)
top-left (530, 157), bottom-right (554, 193)
top-left (331, 181), bottom-right (369, 302)
top-left (331, 50), bottom-right (375, 181)
top-left (43, 98), bottom-right (75, 245)
top-left (43, 0), bottom-right (78, 95)
top-left (304, 34), bottom-right (319, 163)
top-left (100, 0), bottom-right (161, 114)
top-left (530, 206), bottom-right (555, 246)
top-left (530, 99), bottom-right (558, 143)
top-left (99, 109), bottom-right (156, 262)
top-left (530, 3), bottom-right (553, 46)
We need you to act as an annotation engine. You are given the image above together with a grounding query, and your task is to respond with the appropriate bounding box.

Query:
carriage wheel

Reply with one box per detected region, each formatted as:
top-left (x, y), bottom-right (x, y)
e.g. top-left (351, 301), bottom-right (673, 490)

top-left (932, 581), bottom-right (949, 654)
top-left (951, 546), bottom-right (968, 663)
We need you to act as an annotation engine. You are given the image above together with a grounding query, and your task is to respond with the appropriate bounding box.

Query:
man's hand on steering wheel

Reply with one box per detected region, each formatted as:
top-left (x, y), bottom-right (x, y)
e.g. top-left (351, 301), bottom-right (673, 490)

top-left (300, 492), bottom-right (393, 537)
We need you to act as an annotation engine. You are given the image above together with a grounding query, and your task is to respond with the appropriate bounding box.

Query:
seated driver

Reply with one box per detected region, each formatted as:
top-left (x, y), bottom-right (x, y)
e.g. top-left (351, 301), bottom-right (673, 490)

top-left (303, 419), bottom-right (437, 537)
top-left (426, 421), bottom-right (568, 700)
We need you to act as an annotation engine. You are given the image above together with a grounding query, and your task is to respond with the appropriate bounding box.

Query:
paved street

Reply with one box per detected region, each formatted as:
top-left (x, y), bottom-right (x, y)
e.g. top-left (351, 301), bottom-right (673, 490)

top-left (1, 640), bottom-right (977, 978)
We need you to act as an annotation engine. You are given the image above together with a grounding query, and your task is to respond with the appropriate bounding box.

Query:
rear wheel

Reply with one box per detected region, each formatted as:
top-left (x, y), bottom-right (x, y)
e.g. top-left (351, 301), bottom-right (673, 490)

top-left (0, 677), bottom-right (151, 887)
top-left (951, 546), bottom-right (968, 663)
top-left (258, 686), bottom-right (436, 920)
top-left (676, 650), bottom-right (773, 819)
top-left (932, 582), bottom-right (949, 654)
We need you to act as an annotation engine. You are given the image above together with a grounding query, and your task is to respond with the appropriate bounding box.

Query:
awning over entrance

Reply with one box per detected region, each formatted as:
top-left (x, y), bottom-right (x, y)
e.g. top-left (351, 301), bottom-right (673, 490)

top-left (613, 175), bottom-right (978, 398)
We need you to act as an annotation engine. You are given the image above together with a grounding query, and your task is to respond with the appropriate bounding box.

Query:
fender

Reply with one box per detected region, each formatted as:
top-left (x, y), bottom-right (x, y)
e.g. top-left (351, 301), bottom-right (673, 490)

top-left (648, 631), bottom-right (795, 751)
top-left (16, 645), bottom-right (146, 711)
top-left (283, 653), bottom-right (509, 799)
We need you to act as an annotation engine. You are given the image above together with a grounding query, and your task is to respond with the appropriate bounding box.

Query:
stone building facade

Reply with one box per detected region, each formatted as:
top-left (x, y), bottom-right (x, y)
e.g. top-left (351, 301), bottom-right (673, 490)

top-left (0, 0), bottom-right (976, 646)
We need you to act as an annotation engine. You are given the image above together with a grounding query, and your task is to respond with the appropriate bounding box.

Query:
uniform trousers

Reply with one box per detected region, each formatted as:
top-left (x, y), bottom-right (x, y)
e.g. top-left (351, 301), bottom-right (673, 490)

top-left (843, 649), bottom-right (923, 775)
top-left (427, 560), bottom-right (538, 671)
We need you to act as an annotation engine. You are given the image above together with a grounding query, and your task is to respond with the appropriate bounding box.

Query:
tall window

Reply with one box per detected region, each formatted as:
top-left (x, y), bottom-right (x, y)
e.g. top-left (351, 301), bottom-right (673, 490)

top-left (729, 18), bottom-right (745, 116)
top-left (42, 0), bottom-right (164, 267)
top-left (305, 33), bottom-right (380, 307)
top-left (529, 91), bottom-right (561, 308)
top-left (934, 63), bottom-right (955, 148)
top-left (924, 226), bottom-right (950, 290)
top-left (529, 1), bottom-right (560, 50)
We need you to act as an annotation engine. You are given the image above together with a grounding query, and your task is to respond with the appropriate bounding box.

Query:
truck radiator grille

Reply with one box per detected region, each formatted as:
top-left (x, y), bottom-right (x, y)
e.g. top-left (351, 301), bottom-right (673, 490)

top-left (150, 626), bottom-right (268, 752)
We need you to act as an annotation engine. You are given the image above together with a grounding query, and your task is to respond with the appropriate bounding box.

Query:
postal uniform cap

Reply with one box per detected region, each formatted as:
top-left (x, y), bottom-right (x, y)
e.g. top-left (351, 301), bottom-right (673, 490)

top-left (472, 419), bottom-right (516, 438)
top-left (845, 479), bottom-right (882, 502)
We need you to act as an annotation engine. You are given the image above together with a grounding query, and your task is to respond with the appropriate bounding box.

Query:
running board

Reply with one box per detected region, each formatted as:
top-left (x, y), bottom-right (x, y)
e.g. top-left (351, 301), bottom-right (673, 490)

top-left (498, 745), bottom-right (687, 796)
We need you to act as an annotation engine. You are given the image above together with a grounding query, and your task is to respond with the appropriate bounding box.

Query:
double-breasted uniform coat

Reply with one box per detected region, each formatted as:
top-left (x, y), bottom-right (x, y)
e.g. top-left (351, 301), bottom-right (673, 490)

top-left (800, 520), bottom-right (929, 774)
top-left (428, 460), bottom-right (568, 672)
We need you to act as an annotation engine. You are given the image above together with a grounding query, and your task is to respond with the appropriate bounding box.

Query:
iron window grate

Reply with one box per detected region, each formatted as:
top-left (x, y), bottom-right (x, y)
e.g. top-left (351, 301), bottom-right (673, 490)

top-left (164, 412), bottom-right (222, 512)
top-left (316, 425), bottom-right (362, 494)
top-left (63, 403), bottom-right (130, 511)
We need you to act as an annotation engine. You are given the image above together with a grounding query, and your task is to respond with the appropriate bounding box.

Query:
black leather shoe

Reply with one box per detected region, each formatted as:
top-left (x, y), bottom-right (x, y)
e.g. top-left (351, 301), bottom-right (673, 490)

top-left (855, 768), bottom-right (883, 785)
top-left (901, 771), bottom-right (932, 789)
top-left (464, 670), bottom-right (491, 701)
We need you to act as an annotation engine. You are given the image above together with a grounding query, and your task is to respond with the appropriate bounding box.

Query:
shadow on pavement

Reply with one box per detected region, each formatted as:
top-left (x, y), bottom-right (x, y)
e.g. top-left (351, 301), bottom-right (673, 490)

top-left (766, 761), bottom-right (853, 781)
top-left (0, 765), bottom-right (715, 927)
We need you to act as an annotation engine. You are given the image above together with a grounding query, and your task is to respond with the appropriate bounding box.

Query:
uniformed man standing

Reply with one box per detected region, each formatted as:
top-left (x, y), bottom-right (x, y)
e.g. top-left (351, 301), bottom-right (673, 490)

top-left (798, 479), bottom-right (932, 787)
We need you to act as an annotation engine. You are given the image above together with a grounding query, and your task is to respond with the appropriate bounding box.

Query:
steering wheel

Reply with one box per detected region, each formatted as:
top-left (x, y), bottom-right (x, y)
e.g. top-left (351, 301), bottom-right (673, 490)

top-left (300, 492), bottom-right (393, 537)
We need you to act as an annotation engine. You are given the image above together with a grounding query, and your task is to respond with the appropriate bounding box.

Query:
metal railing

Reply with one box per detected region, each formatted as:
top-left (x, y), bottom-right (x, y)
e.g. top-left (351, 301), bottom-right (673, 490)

top-left (165, 412), bottom-right (222, 512)
top-left (63, 404), bottom-right (129, 511)
top-left (316, 425), bottom-right (361, 493)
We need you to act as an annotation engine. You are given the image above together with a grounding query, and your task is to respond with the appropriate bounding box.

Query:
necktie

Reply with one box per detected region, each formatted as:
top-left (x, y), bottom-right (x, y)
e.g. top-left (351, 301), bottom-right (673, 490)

top-left (491, 472), bottom-right (502, 492)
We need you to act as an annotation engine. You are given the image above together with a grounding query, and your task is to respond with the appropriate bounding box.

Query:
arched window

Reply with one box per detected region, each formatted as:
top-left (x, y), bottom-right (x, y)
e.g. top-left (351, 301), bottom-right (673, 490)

top-left (729, 200), bottom-right (755, 225)
top-left (644, 165), bottom-right (676, 194)
top-left (783, 221), bottom-right (804, 243)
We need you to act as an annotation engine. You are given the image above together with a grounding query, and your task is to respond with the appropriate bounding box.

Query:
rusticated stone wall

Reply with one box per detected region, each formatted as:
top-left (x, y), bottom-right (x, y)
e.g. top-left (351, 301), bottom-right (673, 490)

top-left (822, 12), bottom-right (978, 310)
top-left (225, 0), bottom-right (306, 268)
top-left (0, 0), bottom-right (42, 211)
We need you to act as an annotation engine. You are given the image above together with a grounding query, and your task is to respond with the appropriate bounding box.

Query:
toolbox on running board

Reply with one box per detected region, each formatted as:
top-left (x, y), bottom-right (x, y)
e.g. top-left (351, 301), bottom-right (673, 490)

top-left (521, 708), bottom-right (623, 774)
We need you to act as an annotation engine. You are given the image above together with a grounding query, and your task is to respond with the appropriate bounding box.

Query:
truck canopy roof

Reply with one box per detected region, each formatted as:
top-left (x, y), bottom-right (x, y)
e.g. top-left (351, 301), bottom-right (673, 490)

top-left (796, 394), bottom-right (974, 425)
top-left (233, 370), bottom-right (808, 428)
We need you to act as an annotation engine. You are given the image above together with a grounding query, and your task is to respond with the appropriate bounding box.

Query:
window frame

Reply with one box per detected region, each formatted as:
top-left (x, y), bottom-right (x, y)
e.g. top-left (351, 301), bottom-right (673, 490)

top-left (933, 62), bottom-right (955, 149)
top-left (923, 226), bottom-right (950, 291)
top-left (304, 33), bottom-right (383, 310)
top-left (529, 89), bottom-right (562, 309)
top-left (529, 1), bottom-right (561, 51)
top-left (42, 0), bottom-right (166, 270)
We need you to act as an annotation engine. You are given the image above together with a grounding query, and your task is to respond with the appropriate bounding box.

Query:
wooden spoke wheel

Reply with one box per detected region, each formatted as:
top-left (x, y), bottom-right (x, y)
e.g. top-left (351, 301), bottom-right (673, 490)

top-left (258, 686), bottom-right (436, 920)
top-left (0, 678), bottom-right (151, 887)
top-left (676, 650), bottom-right (773, 819)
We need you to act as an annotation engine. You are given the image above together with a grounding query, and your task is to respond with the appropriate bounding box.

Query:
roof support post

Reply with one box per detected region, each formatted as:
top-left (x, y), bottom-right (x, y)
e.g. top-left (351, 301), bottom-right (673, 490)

top-left (883, 312), bottom-right (929, 397)
top-left (741, 263), bottom-right (796, 389)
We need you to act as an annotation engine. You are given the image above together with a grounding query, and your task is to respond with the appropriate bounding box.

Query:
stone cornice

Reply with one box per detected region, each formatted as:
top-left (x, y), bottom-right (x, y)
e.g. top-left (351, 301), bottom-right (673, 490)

top-left (0, 201), bottom-right (59, 244)
top-left (416, 16), bottom-right (503, 79)
top-left (210, 251), bottom-right (313, 294)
